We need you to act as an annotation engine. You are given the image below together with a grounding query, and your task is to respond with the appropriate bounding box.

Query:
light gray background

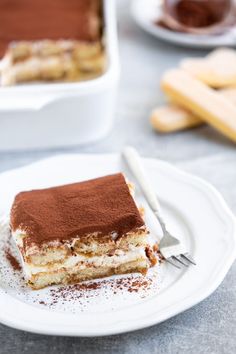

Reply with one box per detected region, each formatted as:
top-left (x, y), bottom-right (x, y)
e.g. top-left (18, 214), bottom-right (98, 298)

top-left (1, 1), bottom-right (236, 353)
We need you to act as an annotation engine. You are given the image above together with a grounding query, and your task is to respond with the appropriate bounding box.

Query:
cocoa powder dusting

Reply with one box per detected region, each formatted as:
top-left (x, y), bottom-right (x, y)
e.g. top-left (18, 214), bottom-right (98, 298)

top-left (37, 275), bottom-right (157, 307)
top-left (10, 173), bottom-right (144, 248)
top-left (5, 248), bottom-right (22, 271)
top-left (39, 301), bottom-right (46, 305)
top-left (0, 0), bottom-right (101, 58)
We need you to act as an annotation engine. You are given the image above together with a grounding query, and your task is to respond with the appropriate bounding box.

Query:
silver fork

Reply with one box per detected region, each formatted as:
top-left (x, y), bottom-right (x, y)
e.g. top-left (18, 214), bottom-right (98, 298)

top-left (122, 146), bottom-right (196, 269)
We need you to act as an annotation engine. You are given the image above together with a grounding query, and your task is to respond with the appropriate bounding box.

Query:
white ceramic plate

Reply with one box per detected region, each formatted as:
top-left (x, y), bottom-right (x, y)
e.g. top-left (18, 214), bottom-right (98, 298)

top-left (131, 0), bottom-right (236, 48)
top-left (0, 153), bottom-right (235, 336)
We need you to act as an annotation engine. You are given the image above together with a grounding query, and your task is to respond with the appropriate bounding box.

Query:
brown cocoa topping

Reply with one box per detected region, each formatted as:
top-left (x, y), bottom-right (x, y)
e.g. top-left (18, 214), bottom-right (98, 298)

top-left (4, 248), bottom-right (22, 271)
top-left (0, 0), bottom-right (101, 58)
top-left (10, 173), bottom-right (144, 249)
top-left (44, 275), bottom-right (156, 306)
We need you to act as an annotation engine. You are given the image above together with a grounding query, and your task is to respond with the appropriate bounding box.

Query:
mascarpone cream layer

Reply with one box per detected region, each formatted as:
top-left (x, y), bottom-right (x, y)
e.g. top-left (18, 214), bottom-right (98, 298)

top-left (22, 247), bottom-right (148, 279)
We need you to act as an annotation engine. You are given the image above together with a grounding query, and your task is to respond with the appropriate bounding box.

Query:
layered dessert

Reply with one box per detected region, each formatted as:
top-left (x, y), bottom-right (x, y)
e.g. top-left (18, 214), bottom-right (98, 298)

top-left (0, 0), bottom-right (105, 85)
top-left (10, 173), bottom-right (157, 289)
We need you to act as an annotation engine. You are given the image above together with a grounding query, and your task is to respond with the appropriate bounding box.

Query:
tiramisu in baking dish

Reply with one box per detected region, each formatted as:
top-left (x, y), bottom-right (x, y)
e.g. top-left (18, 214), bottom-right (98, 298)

top-left (0, 0), bottom-right (105, 85)
top-left (10, 173), bottom-right (157, 289)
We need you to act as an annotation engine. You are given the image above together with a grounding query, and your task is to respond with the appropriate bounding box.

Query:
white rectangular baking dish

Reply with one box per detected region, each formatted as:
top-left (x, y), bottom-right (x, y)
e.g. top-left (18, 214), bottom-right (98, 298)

top-left (0, 0), bottom-right (119, 150)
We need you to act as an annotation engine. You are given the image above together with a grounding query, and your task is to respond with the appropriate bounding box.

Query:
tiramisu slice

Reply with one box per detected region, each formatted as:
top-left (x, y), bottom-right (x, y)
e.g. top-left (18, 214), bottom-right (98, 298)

top-left (0, 0), bottom-right (105, 85)
top-left (10, 173), bottom-right (156, 289)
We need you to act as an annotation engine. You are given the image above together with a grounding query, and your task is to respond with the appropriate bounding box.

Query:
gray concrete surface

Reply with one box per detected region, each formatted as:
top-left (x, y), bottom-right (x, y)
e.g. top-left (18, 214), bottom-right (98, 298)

top-left (0, 1), bottom-right (236, 353)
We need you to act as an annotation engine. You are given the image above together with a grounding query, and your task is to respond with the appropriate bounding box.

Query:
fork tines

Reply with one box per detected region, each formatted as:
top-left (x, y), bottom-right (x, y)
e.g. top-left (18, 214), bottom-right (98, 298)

top-left (167, 253), bottom-right (196, 269)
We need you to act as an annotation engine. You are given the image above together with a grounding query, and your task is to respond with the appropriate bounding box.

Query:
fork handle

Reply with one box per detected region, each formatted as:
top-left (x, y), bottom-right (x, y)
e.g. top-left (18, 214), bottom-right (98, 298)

top-left (122, 146), bottom-right (161, 213)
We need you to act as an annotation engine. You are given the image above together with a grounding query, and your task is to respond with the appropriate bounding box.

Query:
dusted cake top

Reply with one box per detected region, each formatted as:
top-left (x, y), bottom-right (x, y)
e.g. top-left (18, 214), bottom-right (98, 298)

top-left (0, 0), bottom-right (101, 58)
top-left (10, 173), bottom-right (145, 247)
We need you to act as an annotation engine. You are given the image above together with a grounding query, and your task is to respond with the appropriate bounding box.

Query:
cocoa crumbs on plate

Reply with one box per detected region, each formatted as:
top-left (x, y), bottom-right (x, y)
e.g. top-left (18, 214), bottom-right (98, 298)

top-left (4, 248), bottom-right (22, 271)
top-left (35, 273), bottom-right (158, 308)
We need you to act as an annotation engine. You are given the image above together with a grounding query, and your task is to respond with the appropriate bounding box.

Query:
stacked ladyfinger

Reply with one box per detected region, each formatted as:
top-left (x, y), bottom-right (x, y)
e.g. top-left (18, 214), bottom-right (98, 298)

top-left (151, 48), bottom-right (236, 142)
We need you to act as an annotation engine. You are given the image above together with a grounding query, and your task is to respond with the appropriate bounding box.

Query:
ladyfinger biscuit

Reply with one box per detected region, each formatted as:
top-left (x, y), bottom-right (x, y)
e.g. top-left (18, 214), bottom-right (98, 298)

top-left (181, 48), bottom-right (236, 88)
top-left (151, 87), bottom-right (236, 133)
top-left (220, 87), bottom-right (236, 105)
top-left (150, 104), bottom-right (202, 133)
top-left (161, 69), bottom-right (236, 142)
